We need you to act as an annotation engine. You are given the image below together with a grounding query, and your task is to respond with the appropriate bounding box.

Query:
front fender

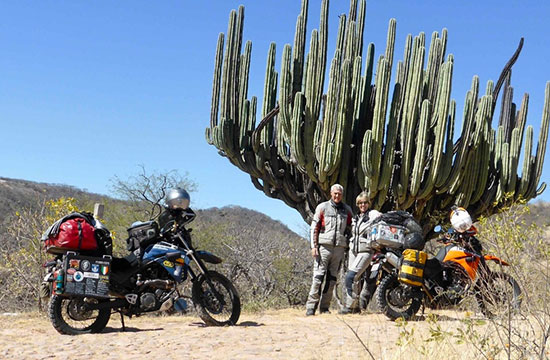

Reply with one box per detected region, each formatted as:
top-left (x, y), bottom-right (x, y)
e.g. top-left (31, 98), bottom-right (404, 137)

top-left (484, 254), bottom-right (509, 266)
top-left (197, 251), bottom-right (223, 264)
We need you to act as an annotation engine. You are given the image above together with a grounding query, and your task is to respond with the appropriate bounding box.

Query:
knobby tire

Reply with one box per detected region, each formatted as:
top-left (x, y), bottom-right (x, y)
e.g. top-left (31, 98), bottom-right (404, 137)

top-left (192, 271), bottom-right (241, 326)
top-left (376, 273), bottom-right (422, 321)
top-left (48, 294), bottom-right (111, 335)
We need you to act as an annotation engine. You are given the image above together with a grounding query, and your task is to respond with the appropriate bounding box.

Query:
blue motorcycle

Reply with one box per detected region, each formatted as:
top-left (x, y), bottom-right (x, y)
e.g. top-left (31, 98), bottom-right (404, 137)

top-left (46, 190), bottom-right (241, 335)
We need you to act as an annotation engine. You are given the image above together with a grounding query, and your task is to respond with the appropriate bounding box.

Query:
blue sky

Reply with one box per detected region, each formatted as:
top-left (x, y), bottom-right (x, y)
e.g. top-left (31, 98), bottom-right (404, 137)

top-left (1, 1), bottom-right (549, 235)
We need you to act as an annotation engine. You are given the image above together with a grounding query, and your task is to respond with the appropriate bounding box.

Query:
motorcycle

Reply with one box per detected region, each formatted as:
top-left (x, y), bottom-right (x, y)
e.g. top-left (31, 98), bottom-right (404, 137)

top-left (375, 228), bottom-right (522, 321)
top-left (43, 206), bottom-right (241, 335)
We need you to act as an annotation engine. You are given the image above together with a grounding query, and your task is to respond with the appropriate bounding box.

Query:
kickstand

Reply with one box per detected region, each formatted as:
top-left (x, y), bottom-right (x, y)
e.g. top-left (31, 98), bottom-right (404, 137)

top-left (119, 312), bottom-right (126, 332)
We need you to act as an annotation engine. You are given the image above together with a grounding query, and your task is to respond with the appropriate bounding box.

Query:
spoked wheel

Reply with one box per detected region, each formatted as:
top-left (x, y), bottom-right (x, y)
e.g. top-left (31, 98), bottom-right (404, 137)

top-left (48, 295), bottom-right (111, 335)
top-left (376, 273), bottom-right (422, 321)
top-left (192, 271), bottom-right (241, 326)
top-left (476, 272), bottom-right (522, 318)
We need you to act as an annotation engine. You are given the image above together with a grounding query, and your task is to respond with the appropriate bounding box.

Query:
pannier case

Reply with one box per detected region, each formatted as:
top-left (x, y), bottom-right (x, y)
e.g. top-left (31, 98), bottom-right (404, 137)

top-left (370, 222), bottom-right (406, 249)
top-left (63, 253), bottom-right (111, 298)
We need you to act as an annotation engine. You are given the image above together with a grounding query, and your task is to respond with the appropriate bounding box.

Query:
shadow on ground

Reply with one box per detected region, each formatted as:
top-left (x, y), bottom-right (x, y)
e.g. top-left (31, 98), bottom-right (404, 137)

top-left (102, 326), bottom-right (164, 333)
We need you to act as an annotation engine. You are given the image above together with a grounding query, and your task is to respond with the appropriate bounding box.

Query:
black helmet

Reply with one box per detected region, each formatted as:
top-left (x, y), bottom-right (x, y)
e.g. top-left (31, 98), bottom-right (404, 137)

top-left (165, 188), bottom-right (190, 210)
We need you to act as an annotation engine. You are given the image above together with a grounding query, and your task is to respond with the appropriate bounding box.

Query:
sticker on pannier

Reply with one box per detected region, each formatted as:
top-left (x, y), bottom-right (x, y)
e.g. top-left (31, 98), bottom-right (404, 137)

top-left (62, 253), bottom-right (111, 298)
top-left (398, 249), bottom-right (428, 287)
top-left (371, 222), bottom-right (406, 249)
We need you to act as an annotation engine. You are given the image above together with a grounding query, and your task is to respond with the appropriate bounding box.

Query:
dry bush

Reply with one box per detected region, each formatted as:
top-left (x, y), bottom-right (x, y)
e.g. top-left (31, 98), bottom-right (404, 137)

top-left (0, 198), bottom-right (79, 312)
top-left (475, 203), bottom-right (550, 358)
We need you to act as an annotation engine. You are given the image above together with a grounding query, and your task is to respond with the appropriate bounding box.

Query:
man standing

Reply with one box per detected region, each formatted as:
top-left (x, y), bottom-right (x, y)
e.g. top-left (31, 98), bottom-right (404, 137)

top-left (305, 184), bottom-right (353, 316)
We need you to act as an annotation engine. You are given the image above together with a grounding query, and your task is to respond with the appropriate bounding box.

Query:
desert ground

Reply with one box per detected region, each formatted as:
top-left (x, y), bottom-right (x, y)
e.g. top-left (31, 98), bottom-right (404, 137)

top-left (0, 308), bottom-right (517, 360)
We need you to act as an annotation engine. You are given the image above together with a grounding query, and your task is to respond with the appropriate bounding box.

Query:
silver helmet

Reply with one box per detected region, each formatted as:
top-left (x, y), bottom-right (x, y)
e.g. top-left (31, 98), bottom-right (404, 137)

top-left (165, 188), bottom-right (190, 210)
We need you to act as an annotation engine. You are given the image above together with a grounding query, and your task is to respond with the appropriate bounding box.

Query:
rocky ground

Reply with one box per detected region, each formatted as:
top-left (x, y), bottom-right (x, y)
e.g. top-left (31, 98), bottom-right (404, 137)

top-left (0, 308), bottom-right (511, 359)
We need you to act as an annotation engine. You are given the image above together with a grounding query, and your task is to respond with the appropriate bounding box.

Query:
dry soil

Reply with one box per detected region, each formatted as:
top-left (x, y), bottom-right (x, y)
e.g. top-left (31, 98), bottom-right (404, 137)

top-left (0, 308), bottom-right (494, 360)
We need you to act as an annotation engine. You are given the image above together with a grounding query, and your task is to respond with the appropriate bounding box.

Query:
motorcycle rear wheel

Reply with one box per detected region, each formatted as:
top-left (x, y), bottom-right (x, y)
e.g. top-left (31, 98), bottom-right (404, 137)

top-left (476, 272), bottom-right (521, 318)
top-left (48, 295), bottom-right (111, 335)
top-left (192, 271), bottom-right (241, 326)
top-left (376, 273), bottom-right (422, 321)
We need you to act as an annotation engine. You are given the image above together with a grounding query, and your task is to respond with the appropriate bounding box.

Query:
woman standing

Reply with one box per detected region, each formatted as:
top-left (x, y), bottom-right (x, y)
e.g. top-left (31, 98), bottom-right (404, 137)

top-left (340, 192), bottom-right (380, 314)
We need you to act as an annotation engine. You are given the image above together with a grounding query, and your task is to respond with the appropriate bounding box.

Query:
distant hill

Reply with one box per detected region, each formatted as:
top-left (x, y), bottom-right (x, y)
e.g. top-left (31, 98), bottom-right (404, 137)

top-left (0, 176), bottom-right (304, 240)
top-left (525, 200), bottom-right (550, 229)
top-left (0, 177), bottom-right (116, 232)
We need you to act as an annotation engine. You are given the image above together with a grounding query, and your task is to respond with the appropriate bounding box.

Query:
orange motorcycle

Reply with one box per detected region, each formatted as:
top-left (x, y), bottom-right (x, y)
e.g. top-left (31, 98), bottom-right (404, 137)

top-left (376, 229), bottom-right (522, 320)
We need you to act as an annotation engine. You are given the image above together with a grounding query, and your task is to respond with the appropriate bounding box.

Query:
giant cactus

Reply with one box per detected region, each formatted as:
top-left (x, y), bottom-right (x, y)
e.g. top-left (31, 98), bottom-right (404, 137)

top-left (206, 0), bottom-right (550, 227)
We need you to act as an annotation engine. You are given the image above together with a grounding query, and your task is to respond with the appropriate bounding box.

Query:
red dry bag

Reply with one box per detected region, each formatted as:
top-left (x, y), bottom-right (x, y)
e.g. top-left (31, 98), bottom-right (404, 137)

top-left (45, 218), bottom-right (97, 254)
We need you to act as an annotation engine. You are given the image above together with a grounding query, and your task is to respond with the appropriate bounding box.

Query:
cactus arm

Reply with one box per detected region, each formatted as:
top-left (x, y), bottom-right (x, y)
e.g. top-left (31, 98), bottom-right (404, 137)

top-left (410, 100), bottom-right (431, 196)
top-left (518, 126), bottom-right (534, 198)
top-left (526, 82), bottom-right (550, 198)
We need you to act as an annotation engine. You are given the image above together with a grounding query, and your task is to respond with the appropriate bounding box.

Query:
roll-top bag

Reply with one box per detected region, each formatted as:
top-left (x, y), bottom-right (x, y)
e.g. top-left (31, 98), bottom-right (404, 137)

top-left (398, 249), bottom-right (428, 287)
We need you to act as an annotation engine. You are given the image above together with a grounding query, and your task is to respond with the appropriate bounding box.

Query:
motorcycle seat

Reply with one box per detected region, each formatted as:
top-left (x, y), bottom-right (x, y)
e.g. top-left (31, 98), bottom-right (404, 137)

top-left (111, 253), bottom-right (139, 272)
top-left (423, 257), bottom-right (443, 278)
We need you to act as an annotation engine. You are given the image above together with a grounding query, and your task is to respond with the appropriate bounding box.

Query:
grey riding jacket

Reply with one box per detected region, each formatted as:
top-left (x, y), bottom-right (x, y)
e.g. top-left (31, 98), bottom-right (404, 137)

top-left (349, 211), bottom-right (374, 253)
top-left (310, 200), bottom-right (353, 248)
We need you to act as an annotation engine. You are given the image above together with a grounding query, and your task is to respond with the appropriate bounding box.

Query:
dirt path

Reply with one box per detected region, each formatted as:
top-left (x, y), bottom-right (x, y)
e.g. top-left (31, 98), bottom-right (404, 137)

top-left (0, 309), bottom-right (482, 359)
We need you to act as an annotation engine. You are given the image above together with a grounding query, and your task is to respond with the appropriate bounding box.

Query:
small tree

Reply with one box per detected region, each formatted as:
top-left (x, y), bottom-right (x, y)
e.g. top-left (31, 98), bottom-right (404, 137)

top-left (110, 165), bottom-right (197, 220)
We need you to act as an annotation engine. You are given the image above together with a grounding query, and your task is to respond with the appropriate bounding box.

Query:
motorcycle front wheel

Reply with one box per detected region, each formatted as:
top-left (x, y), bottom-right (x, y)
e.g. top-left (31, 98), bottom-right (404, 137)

top-left (48, 295), bottom-right (111, 335)
top-left (476, 271), bottom-right (522, 318)
top-left (376, 273), bottom-right (422, 321)
top-left (192, 271), bottom-right (241, 326)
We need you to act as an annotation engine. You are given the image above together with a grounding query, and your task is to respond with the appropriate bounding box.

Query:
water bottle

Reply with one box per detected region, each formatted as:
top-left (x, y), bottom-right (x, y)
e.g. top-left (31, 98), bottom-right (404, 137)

top-left (55, 269), bottom-right (64, 294)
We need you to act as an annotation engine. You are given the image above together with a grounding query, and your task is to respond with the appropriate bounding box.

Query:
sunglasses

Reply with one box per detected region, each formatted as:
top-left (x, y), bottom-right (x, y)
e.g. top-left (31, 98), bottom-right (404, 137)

top-left (357, 201), bottom-right (369, 205)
